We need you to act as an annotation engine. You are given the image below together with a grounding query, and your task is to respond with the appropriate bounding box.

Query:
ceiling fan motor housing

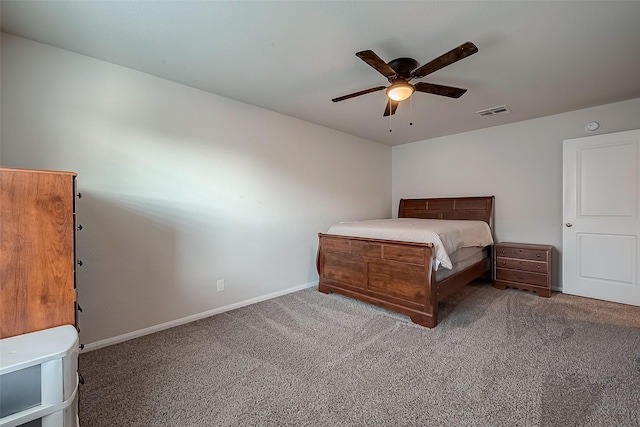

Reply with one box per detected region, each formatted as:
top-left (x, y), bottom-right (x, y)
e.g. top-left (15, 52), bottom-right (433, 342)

top-left (387, 58), bottom-right (419, 80)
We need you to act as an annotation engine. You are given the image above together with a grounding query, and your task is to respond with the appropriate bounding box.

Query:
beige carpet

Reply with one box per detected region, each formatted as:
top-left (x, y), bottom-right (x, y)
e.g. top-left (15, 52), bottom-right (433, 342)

top-left (79, 282), bottom-right (640, 426)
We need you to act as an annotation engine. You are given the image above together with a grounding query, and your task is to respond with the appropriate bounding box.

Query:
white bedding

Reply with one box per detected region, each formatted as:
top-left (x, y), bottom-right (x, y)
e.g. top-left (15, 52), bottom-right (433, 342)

top-left (435, 246), bottom-right (489, 281)
top-left (326, 218), bottom-right (493, 270)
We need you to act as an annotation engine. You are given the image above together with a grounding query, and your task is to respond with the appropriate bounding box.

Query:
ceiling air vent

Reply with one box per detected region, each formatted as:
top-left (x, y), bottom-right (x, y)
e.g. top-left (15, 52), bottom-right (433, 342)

top-left (475, 105), bottom-right (511, 117)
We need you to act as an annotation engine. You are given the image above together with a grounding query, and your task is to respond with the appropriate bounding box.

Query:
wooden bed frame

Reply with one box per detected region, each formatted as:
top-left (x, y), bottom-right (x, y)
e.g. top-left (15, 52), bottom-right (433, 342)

top-left (316, 196), bottom-right (494, 328)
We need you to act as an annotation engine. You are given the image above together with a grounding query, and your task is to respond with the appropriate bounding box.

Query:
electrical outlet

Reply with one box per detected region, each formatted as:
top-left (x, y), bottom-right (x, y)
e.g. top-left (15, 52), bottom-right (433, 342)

top-left (216, 279), bottom-right (225, 292)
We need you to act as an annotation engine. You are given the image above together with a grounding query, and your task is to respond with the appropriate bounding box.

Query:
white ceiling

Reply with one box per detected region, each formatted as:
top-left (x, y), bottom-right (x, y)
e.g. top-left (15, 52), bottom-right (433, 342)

top-left (2, 1), bottom-right (640, 146)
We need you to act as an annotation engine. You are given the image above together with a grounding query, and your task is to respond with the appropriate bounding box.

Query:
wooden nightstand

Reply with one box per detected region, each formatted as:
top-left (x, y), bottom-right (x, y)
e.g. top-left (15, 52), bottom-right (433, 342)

top-left (494, 242), bottom-right (553, 297)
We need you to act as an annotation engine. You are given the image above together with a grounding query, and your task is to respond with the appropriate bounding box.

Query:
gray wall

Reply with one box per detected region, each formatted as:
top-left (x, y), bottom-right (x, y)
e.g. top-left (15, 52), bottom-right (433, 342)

top-left (1, 33), bottom-right (392, 347)
top-left (393, 97), bottom-right (640, 289)
top-left (3, 31), bottom-right (639, 347)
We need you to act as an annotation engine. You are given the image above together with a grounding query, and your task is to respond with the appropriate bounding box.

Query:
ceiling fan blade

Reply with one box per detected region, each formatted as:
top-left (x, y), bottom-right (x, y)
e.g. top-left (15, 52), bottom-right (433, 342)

top-left (383, 99), bottom-right (399, 116)
top-left (356, 50), bottom-right (397, 78)
top-left (332, 86), bottom-right (386, 102)
top-left (411, 42), bottom-right (478, 79)
top-left (414, 82), bottom-right (467, 98)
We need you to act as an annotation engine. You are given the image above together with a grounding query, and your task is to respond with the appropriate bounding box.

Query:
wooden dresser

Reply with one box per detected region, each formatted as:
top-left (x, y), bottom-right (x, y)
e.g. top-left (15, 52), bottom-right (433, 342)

top-left (0, 167), bottom-right (78, 339)
top-left (494, 242), bottom-right (553, 297)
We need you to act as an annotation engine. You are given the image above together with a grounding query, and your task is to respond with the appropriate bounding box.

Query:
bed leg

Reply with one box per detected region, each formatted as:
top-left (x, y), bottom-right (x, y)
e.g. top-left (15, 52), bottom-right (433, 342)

top-left (318, 282), bottom-right (331, 294)
top-left (410, 312), bottom-right (436, 328)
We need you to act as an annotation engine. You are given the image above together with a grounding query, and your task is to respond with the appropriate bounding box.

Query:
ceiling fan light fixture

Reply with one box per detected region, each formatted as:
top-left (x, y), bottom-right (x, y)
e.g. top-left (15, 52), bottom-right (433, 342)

top-left (386, 80), bottom-right (414, 102)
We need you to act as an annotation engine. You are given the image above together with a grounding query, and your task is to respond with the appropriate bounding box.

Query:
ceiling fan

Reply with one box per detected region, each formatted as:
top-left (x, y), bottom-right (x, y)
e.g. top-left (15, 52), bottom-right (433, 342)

top-left (332, 42), bottom-right (478, 116)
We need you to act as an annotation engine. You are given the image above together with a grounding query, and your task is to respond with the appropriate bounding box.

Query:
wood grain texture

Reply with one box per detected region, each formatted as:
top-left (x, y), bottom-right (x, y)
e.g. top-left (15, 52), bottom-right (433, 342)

top-left (317, 196), bottom-right (494, 328)
top-left (494, 242), bottom-right (553, 298)
top-left (398, 196), bottom-right (494, 225)
top-left (0, 167), bottom-right (77, 338)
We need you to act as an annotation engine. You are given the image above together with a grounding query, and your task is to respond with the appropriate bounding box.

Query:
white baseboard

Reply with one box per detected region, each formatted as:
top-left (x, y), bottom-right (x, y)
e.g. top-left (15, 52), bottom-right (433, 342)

top-left (82, 281), bottom-right (318, 353)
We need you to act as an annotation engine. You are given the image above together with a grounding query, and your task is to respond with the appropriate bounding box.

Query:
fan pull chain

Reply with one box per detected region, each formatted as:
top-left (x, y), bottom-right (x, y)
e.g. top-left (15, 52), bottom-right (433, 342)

top-left (409, 96), bottom-right (413, 126)
top-left (389, 103), bottom-right (392, 132)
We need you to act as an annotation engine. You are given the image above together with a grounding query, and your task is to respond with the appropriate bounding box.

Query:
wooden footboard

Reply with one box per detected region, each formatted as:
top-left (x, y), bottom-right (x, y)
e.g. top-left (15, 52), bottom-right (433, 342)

top-left (317, 233), bottom-right (438, 327)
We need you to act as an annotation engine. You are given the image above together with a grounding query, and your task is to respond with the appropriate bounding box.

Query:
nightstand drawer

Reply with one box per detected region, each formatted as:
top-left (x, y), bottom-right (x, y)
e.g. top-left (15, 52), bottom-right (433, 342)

top-left (495, 247), bottom-right (548, 262)
top-left (495, 257), bottom-right (548, 274)
top-left (496, 268), bottom-right (548, 287)
top-left (494, 242), bottom-right (553, 297)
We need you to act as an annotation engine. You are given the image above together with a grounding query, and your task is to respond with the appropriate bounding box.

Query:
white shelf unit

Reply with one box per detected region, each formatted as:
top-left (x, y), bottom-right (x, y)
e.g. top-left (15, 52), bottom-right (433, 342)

top-left (0, 325), bottom-right (79, 427)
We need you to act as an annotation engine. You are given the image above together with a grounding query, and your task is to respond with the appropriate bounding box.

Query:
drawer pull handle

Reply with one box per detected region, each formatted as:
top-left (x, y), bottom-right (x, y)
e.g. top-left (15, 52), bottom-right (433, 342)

top-left (501, 262), bottom-right (506, 266)
top-left (501, 250), bottom-right (506, 254)
top-left (536, 266), bottom-right (540, 269)
top-left (536, 254), bottom-right (541, 258)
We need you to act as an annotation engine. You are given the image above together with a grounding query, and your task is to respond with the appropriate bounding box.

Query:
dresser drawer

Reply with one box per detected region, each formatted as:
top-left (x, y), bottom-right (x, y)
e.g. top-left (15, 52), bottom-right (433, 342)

top-left (496, 268), bottom-right (548, 287)
top-left (495, 246), bottom-right (548, 262)
top-left (495, 257), bottom-right (548, 274)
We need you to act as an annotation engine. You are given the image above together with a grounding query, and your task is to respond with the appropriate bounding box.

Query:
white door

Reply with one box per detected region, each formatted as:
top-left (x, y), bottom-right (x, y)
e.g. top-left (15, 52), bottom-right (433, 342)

top-left (563, 129), bottom-right (640, 306)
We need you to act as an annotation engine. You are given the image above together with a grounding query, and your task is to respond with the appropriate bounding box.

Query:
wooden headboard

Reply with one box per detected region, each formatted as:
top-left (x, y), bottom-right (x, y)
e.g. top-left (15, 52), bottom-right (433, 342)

top-left (398, 196), bottom-right (494, 226)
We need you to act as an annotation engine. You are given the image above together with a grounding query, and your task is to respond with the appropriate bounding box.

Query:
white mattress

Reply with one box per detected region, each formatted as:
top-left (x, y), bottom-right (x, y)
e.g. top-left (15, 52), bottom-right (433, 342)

top-left (435, 246), bottom-right (489, 281)
top-left (326, 218), bottom-right (493, 270)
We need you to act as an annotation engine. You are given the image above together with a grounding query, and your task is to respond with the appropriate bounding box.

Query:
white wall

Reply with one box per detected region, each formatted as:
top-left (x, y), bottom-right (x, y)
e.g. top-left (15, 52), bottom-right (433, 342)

top-left (0, 33), bottom-right (391, 346)
top-left (393, 97), bottom-right (640, 289)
